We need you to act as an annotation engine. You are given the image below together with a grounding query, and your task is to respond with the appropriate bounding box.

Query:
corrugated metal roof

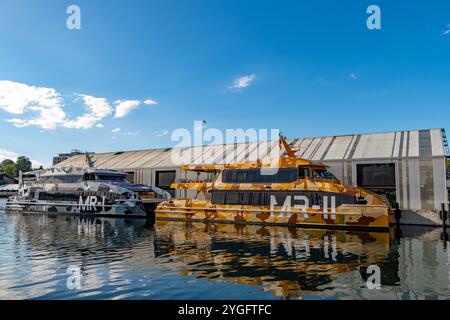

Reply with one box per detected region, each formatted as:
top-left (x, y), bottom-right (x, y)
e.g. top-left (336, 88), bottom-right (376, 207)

top-left (53, 128), bottom-right (447, 170)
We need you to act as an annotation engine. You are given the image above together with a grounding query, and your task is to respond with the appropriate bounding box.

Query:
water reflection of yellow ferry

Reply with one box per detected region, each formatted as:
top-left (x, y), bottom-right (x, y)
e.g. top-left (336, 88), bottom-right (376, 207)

top-left (156, 221), bottom-right (391, 299)
top-left (156, 137), bottom-right (391, 231)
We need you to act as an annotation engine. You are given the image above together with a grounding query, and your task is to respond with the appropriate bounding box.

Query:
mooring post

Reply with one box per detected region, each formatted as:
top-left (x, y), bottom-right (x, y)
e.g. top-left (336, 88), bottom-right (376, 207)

top-left (394, 203), bottom-right (402, 225)
top-left (441, 203), bottom-right (449, 246)
top-left (441, 203), bottom-right (448, 229)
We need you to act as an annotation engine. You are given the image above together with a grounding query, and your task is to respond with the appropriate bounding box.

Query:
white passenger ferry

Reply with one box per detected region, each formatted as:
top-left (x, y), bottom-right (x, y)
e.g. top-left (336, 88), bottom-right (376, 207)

top-left (5, 155), bottom-right (171, 218)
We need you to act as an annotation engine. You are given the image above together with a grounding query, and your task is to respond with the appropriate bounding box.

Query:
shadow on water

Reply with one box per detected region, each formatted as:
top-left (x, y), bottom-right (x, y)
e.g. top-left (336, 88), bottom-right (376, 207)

top-left (0, 200), bottom-right (449, 300)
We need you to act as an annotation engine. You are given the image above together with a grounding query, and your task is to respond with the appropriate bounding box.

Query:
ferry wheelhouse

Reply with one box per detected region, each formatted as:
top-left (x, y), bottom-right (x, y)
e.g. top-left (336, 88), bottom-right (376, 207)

top-left (156, 137), bottom-right (391, 231)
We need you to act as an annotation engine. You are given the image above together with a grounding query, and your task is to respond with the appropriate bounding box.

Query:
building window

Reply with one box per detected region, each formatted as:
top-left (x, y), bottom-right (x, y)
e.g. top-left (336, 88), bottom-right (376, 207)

top-left (356, 163), bottom-right (396, 205)
top-left (156, 170), bottom-right (176, 196)
top-left (125, 172), bottom-right (135, 183)
top-left (357, 163), bottom-right (396, 188)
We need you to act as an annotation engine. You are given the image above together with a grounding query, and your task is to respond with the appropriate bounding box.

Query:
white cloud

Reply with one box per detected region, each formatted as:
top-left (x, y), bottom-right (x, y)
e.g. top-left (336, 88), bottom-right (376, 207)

top-left (0, 80), bottom-right (62, 115)
top-left (0, 80), bottom-right (158, 130)
top-left (0, 80), bottom-right (66, 130)
top-left (154, 129), bottom-right (169, 137)
top-left (0, 148), bottom-right (43, 168)
top-left (124, 131), bottom-right (139, 136)
top-left (63, 94), bottom-right (112, 129)
top-left (63, 115), bottom-right (99, 129)
top-left (80, 94), bottom-right (113, 118)
top-left (350, 73), bottom-right (358, 80)
top-left (0, 149), bottom-right (19, 162)
top-left (228, 74), bottom-right (255, 91)
top-left (31, 159), bottom-right (44, 168)
top-left (443, 24), bottom-right (450, 35)
top-left (114, 100), bottom-right (141, 118)
top-left (143, 99), bottom-right (158, 106)
top-left (112, 128), bottom-right (121, 133)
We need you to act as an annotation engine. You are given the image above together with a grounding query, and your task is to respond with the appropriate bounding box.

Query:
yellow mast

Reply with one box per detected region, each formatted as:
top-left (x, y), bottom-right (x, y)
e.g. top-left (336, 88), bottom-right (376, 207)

top-left (279, 134), bottom-right (297, 158)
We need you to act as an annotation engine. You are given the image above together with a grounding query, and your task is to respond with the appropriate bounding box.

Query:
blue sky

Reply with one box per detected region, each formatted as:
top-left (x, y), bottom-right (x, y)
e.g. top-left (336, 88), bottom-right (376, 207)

top-left (0, 0), bottom-right (449, 166)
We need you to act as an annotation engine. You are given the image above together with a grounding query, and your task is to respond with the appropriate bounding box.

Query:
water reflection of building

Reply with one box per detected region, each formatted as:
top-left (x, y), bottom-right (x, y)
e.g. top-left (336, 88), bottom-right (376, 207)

top-left (396, 228), bottom-right (450, 299)
top-left (329, 227), bottom-right (450, 299)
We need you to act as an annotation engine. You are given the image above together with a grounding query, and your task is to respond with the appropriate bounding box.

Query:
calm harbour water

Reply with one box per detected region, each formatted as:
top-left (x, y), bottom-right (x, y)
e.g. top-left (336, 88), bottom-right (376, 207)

top-left (0, 199), bottom-right (449, 300)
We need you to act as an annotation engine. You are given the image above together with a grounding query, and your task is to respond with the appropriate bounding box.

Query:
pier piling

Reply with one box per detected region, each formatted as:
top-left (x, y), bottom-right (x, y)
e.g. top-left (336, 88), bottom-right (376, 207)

top-left (441, 203), bottom-right (448, 228)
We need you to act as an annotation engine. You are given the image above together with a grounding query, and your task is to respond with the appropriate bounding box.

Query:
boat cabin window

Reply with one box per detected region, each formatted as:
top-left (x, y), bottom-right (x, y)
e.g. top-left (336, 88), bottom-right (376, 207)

top-left (84, 173), bottom-right (127, 182)
top-left (22, 174), bottom-right (37, 182)
top-left (222, 168), bottom-right (298, 184)
top-left (212, 190), bottom-right (356, 206)
top-left (39, 175), bottom-right (83, 183)
top-left (299, 168), bottom-right (337, 180)
top-left (97, 174), bottom-right (126, 182)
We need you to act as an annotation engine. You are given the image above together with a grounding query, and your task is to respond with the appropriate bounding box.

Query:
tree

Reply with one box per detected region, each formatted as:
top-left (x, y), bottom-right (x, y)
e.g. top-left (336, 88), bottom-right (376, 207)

top-left (0, 156), bottom-right (35, 178)
top-left (14, 156), bottom-right (33, 176)
top-left (2, 163), bottom-right (15, 177)
top-left (447, 159), bottom-right (450, 178)
top-left (0, 159), bottom-right (14, 171)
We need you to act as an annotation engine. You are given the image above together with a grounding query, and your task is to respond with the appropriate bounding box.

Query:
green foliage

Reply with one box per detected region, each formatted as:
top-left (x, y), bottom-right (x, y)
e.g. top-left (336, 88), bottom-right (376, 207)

top-left (446, 159), bottom-right (450, 178)
top-left (0, 156), bottom-right (34, 178)
top-left (0, 159), bottom-right (14, 169)
top-left (1, 163), bottom-right (15, 177)
top-left (15, 156), bottom-right (32, 176)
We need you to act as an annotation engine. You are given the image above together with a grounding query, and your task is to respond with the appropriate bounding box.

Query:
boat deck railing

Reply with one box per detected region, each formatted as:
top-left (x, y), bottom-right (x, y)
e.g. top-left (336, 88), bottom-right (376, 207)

top-left (175, 177), bottom-right (344, 185)
top-left (175, 178), bottom-right (215, 184)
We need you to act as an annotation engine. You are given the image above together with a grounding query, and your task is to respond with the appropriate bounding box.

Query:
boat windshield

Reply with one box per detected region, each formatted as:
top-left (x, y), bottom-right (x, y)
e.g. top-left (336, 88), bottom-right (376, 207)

top-left (97, 174), bottom-right (126, 182)
top-left (39, 175), bottom-right (83, 183)
top-left (84, 173), bottom-right (127, 182)
top-left (313, 169), bottom-right (336, 179)
top-left (299, 168), bottom-right (338, 181)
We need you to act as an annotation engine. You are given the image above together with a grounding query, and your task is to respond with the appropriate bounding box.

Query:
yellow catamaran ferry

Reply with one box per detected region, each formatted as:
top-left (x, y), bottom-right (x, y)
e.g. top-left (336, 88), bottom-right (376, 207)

top-left (156, 136), bottom-right (391, 231)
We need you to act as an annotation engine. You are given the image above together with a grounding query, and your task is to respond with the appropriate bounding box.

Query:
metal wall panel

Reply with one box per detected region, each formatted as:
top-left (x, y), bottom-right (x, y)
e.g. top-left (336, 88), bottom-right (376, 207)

top-left (433, 158), bottom-right (447, 210)
top-left (311, 136), bottom-right (333, 160)
top-left (323, 161), bottom-right (343, 181)
top-left (392, 132), bottom-right (401, 158)
top-left (324, 136), bottom-right (353, 160)
top-left (408, 131), bottom-right (420, 157)
top-left (395, 159), bottom-right (401, 205)
top-left (125, 150), bottom-right (164, 168)
top-left (408, 159), bottom-right (421, 210)
top-left (419, 159), bottom-right (435, 210)
top-left (302, 138), bottom-right (321, 159)
top-left (401, 160), bottom-right (409, 209)
top-left (96, 151), bottom-right (141, 169)
top-left (145, 149), bottom-right (177, 168)
top-left (402, 132), bottom-right (409, 158)
top-left (353, 132), bottom-right (396, 159)
top-left (217, 143), bottom-right (236, 164)
top-left (430, 129), bottom-right (445, 157)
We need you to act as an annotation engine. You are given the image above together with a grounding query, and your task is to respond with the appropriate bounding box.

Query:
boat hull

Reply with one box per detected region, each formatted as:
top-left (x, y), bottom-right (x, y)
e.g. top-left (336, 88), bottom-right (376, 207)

top-left (156, 200), bottom-right (390, 232)
top-left (5, 199), bottom-right (149, 218)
